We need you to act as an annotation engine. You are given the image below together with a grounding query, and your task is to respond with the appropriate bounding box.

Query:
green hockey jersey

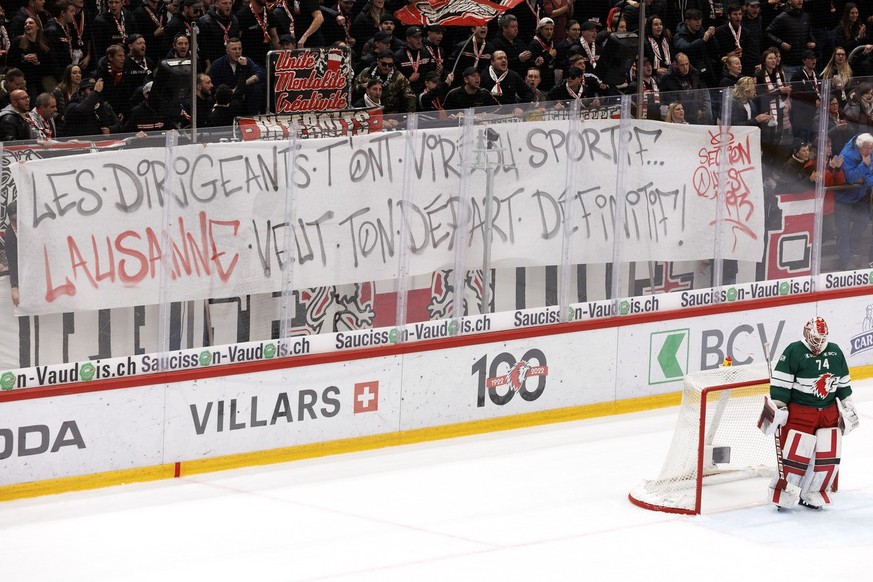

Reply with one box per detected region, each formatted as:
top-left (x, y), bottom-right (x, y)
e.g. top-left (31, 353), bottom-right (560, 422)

top-left (770, 340), bottom-right (852, 407)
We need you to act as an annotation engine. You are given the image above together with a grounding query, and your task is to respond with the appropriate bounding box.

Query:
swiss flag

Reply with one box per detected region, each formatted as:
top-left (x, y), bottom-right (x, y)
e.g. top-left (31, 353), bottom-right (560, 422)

top-left (354, 381), bottom-right (379, 413)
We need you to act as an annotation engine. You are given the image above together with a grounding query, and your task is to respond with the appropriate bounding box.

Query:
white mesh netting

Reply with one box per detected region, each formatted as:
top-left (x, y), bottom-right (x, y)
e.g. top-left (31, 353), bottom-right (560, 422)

top-left (629, 363), bottom-right (775, 513)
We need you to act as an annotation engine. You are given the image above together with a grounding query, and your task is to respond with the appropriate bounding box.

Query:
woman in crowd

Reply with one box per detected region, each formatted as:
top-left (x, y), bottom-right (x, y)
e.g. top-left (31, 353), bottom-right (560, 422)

top-left (821, 46), bottom-right (854, 107)
top-left (820, 95), bottom-right (854, 154)
top-left (7, 16), bottom-right (53, 98)
top-left (52, 64), bottom-right (83, 128)
top-left (834, 3), bottom-right (866, 53)
top-left (719, 55), bottom-right (742, 88)
top-left (643, 15), bottom-right (671, 79)
top-left (729, 76), bottom-right (772, 127)
top-left (755, 47), bottom-right (791, 159)
top-left (663, 101), bottom-right (688, 124)
top-left (350, 0), bottom-right (386, 58)
top-left (843, 82), bottom-right (873, 129)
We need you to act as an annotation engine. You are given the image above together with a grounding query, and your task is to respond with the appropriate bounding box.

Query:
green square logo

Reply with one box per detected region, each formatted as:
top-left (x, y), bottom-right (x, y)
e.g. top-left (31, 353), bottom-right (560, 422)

top-left (649, 328), bottom-right (690, 385)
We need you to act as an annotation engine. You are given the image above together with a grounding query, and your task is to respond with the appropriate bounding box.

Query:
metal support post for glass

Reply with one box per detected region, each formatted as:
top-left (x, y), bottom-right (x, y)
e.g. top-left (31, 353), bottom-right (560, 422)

top-left (559, 99), bottom-right (581, 322)
top-left (450, 109), bottom-right (475, 329)
top-left (158, 130), bottom-right (179, 370)
top-left (713, 86), bottom-right (733, 292)
top-left (279, 121), bottom-right (300, 340)
top-left (191, 24), bottom-right (199, 143)
top-left (611, 94), bottom-right (633, 304)
top-left (810, 80), bottom-right (832, 287)
top-left (394, 113), bottom-right (419, 342)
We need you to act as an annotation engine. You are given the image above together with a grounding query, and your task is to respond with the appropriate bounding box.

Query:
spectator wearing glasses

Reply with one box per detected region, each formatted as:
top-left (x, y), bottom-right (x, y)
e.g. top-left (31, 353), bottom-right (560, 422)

top-left (353, 49), bottom-right (416, 114)
top-left (0, 89), bottom-right (36, 141)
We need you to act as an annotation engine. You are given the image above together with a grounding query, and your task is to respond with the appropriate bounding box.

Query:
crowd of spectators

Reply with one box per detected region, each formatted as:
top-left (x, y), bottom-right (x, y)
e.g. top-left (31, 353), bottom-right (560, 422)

top-left (0, 0), bottom-right (871, 145)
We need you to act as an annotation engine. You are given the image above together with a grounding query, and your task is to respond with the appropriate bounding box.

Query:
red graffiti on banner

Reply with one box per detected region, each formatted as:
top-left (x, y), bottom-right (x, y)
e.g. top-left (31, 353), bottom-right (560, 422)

top-left (43, 211), bottom-right (241, 302)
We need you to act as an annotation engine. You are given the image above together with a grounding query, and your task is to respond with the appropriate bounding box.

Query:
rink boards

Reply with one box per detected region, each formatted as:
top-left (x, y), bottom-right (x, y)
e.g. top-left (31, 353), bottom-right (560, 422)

top-left (2, 290), bottom-right (873, 500)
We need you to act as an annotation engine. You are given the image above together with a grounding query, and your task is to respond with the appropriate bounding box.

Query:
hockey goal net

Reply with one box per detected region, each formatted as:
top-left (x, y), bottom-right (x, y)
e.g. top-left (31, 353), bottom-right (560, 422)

top-left (628, 362), bottom-right (776, 514)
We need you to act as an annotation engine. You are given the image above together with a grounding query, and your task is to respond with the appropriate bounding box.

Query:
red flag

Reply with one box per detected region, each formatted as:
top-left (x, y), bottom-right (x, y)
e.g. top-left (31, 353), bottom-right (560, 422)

top-left (394, 0), bottom-right (524, 27)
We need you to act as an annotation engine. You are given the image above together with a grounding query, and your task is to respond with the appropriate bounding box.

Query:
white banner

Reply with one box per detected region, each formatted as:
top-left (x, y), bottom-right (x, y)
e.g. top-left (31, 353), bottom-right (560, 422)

top-left (12, 120), bottom-right (764, 315)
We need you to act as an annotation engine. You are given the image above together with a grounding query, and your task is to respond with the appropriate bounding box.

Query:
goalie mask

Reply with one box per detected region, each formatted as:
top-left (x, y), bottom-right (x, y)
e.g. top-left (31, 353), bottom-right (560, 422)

top-left (803, 317), bottom-right (829, 355)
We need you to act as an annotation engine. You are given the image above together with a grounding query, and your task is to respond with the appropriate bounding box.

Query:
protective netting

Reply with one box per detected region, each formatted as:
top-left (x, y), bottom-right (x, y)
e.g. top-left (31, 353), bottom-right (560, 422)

top-left (629, 363), bottom-right (775, 514)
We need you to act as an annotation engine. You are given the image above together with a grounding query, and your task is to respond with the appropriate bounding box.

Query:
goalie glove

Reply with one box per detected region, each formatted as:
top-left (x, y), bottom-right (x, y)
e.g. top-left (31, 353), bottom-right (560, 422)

top-left (758, 397), bottom-right (788, 436)
top-left (837, 397), bottom-right (860, 436)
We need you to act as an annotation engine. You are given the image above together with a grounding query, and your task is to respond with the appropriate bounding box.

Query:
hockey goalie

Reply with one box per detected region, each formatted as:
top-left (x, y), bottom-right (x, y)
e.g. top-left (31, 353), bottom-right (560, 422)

top-left (758, 317), bottom-right (861, 510)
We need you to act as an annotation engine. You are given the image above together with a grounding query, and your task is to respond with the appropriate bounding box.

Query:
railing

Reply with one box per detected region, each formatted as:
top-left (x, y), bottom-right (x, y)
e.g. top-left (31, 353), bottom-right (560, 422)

top-left (1, 77), bottom-right (870, 383)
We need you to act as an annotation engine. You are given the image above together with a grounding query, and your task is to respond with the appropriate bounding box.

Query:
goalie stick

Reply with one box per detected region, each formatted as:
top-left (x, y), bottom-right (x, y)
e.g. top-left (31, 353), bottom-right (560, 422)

top-left (762, 341), bottom-right (791, 498)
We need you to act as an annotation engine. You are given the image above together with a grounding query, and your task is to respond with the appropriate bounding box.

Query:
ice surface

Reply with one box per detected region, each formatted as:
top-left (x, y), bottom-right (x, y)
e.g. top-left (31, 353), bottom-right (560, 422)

top-left (1, 383), bottom-right (871, 581)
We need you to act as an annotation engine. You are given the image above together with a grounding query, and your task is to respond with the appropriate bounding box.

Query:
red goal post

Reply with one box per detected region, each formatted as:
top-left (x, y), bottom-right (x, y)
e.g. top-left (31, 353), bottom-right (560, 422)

top-left (628, 363), bottom-right (775, 514)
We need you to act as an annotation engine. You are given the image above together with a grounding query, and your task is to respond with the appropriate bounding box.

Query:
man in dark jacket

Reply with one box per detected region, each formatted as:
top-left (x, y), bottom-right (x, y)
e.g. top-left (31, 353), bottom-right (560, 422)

top-left (61, 77), bottom-right (121, 137)
top-left (766, 0), bottom-right (815, 79)
top-left (0, 90), bottom-right (35, 141)
top-left (673, 8), bottom-right (719, 87)
top-left (207, 37), bottom-right (266, 115)
top-left (659, 52), bottom-right (713, 124)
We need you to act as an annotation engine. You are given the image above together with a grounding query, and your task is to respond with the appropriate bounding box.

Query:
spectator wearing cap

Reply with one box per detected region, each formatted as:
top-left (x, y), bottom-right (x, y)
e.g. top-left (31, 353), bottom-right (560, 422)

top-left (578, 20), bottom-right (601, 71)
top-left (766, 0), bottom-right (815, 80)
top-left (278, 34), bottom-right (296, 50)
top-left (62, 76), bottom-right (122, 137)
top-left (790, 48), bottom-right (820, 144)
top-left (123, 80), bottom-right (167, 132)
top-left (353, 48), bottom-right (416, 114)
top-left (351, 0), bottom-right (388, 59)
top-left (492, 14), bottom-right (534, 78)
top-left (353, 78), bottom-right (383, 109)
top-left (479, 49), bottom-right (534, 108)
top-left (418, 69), bottom-right (453, 113)
top-left (134, 0), bottom-right (168, 66)
top-left (198, 0), bottom-right (239, 69)
top-left (29, 92), bottom-right (58, 140)
top-left (423, 24), bottom-right (446, 78)
top-left (126, 34), bottom-right (155, 86)
top-left (376, 15), bottom-right (403, 52)
top-left (164, 0), bottom-right (202, 56)
top-left (355, 29), bottom-right (391, 74)
top-left (442, 66), bottom-right (500, 111)
top-left (394, 26), bottom-right (434, 94)
top-left (207, 36), bottom-right (265, 114)
top-left (93, 0), bottom-right (136, 60)
top-left (448, 25), bottom-right (494, 87)
top-left (529, 17), bottom-right (558, 90)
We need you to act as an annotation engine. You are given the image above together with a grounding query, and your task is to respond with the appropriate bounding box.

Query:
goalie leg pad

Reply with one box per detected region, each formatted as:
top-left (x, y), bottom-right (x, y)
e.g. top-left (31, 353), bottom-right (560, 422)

top-left (801, 427), bottom-right (842, 507)
top-left (770, 429), bottom-right (816, 508)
